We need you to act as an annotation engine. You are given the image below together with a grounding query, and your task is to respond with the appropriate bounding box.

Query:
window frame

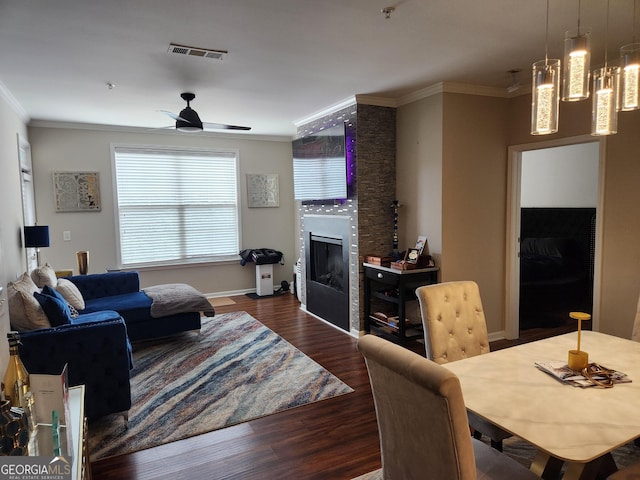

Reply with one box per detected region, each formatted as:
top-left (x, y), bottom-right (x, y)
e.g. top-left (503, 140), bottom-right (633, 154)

top-left (111, 143), bottom-right (242, 269)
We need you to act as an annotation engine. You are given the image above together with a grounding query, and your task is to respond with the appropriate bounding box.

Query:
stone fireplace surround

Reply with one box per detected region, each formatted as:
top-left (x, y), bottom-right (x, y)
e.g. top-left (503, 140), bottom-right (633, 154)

top-left (296, 101), bottom-right (396, 335)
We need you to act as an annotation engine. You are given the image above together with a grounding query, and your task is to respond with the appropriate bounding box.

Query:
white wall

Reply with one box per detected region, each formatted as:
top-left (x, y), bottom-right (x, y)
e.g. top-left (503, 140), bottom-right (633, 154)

top-left (28, 125), bottom-right (295, 295)
top-left (0, 92), bottom-right (29, 376)
top-left (521, 142), bottom-right (599, 207)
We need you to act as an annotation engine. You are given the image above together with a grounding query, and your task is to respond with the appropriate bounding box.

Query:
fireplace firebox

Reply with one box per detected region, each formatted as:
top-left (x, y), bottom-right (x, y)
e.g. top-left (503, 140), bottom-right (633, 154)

top-left (304, 216), bottom-right (350, 331)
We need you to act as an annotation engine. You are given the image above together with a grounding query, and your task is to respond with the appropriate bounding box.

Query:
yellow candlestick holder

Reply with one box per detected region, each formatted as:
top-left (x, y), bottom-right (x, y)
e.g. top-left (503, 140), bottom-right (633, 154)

top-left (568, 311), bottom-right (591, 371)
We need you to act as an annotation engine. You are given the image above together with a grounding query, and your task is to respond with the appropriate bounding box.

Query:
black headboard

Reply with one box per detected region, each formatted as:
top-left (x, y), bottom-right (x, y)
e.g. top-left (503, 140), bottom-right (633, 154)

top-left (520, 207), bottom-right (596, 277)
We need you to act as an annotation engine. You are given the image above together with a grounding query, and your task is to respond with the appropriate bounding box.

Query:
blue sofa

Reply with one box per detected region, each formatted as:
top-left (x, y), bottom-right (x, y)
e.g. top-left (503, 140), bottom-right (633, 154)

top-left (66, 271), bottom-right (204, 342)
top-left (19, 312), bottom-right (133, 419)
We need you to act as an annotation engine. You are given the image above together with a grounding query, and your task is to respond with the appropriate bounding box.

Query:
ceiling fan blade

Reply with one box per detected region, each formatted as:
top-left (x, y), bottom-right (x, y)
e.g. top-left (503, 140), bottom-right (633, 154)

top-left (160, 110), bottom-right (190, 123)
top-left (203, 121), bottom-right (252, 131)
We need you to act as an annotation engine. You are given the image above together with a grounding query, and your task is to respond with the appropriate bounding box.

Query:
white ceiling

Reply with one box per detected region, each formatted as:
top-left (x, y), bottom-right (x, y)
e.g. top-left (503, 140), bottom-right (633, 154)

top-left (0, 0), bottom-right (637, 138)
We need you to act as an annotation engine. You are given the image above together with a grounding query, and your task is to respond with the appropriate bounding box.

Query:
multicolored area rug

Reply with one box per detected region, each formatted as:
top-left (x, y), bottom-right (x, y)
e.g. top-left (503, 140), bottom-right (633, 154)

top-left (88, 311), bottom-right (353, 460)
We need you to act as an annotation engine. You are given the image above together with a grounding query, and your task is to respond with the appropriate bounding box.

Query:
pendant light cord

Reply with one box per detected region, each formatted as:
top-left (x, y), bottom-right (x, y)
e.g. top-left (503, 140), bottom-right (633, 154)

top-left (634, 0), bottom-right (637, 44)
top-left (545, 0), bottom-right (550, 64)
top-left (577, 0), bottom-right (582, 35)
top-left (604, 0), bottom-right (610, 67)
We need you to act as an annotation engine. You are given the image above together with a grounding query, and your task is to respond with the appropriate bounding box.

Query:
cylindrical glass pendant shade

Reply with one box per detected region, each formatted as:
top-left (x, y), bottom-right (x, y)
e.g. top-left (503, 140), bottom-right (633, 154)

top-left (562, 30), bottom-right (591, 101)
top-left (620, 43), bottom-right (640, 111)
top-left (531, 59), bottom-right (561, 135)
top-left (591, 66), bottom-right (620, 136)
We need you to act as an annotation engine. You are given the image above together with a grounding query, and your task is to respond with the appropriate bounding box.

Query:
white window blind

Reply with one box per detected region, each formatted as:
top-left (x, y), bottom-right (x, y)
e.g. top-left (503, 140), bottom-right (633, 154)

top-left (113, 146), bottom-right (239, 268)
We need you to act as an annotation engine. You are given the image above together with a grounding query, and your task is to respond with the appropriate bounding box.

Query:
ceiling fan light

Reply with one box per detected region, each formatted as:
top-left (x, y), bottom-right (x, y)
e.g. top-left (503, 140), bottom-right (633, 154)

top-left (176, 107), bottom-right (203, 132)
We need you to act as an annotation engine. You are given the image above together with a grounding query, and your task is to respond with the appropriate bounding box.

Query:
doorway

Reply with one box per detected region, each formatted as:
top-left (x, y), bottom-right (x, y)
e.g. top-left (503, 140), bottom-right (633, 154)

top-left (505, 136), bottom-right (604, 340)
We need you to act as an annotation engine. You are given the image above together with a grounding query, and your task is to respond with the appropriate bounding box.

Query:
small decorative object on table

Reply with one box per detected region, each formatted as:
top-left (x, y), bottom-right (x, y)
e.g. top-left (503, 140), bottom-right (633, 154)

top-left (567, 311), bottom-right (591, 371)
top-left (364, 255), bottom-right (393, 267)
top-left (76, 251), bottom-right (89, 275)
top-left (391, 200), bottom-right (400, 260)
top-left (391, 250), bottom-right (416, 270)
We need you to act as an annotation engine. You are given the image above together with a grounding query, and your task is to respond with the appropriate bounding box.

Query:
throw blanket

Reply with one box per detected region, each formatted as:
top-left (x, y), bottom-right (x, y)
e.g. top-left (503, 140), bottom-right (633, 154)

top-left (143, 283), bottom-right (216, 318)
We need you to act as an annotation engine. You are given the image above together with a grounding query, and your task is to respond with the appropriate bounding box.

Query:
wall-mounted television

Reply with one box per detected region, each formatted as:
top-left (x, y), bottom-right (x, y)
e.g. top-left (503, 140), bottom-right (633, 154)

top-left (292, 123), bottom-right (349, 201)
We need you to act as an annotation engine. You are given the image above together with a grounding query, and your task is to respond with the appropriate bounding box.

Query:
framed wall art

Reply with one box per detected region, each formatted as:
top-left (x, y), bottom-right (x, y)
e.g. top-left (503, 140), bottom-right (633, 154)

top-left (53, 171), bottom-right (101, 212)
top-left (247, 173), bottom-right (279, 208)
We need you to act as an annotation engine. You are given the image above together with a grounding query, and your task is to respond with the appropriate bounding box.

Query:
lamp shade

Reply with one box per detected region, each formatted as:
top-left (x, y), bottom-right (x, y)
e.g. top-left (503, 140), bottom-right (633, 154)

top-left (620, 43), bottom-right (640, 111)
top-left (24, 225), bottom-right (50, 248)
top-left (531, 59), bottom-right (561, 135)
top-left (562, 29), bottom-right (591, 101)
top-left (591, 66), bottom-right (620, 136)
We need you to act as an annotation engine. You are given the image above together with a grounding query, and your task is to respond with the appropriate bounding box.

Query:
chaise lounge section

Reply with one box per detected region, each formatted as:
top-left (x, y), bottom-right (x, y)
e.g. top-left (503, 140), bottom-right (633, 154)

top-left (66, 271), bottom-right (211, 342)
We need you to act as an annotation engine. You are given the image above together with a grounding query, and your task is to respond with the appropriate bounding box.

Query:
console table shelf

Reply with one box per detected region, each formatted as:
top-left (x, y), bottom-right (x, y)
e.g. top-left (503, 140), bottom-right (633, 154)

top-left (363, 263), bottom-right (438, 344)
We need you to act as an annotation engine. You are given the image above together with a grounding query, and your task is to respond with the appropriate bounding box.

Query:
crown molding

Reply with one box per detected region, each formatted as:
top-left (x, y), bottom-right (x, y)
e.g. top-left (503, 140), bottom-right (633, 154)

top-left (354, 94), bottom-right (398, 108)
top-left (0, 80), bottom-right (30, 124)
top-left (293, 94), bottom-right (400, 128)
top-left (397, 81), bottom-right (527, 106)
top-left (28, 120), bottom-right (293, 142)
top-left (293, 96), bottom-right (357, 127)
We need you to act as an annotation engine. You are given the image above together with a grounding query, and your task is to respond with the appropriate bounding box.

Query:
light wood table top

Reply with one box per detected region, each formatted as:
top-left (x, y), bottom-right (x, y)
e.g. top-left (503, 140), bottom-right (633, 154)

top-left (442, 331), bottom-right (640, 479)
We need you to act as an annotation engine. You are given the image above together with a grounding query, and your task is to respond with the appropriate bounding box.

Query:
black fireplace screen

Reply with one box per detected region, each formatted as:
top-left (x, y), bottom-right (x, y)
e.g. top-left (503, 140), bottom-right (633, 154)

top-left (310, 234), bottom-right (344, 292)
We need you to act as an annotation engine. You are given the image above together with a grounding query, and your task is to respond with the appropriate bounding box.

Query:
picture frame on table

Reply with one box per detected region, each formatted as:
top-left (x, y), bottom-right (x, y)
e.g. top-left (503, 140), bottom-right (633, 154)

top-left (406, 248), bottom-right (420, 264)
top-left (414, 235), bottom-right (428, 256)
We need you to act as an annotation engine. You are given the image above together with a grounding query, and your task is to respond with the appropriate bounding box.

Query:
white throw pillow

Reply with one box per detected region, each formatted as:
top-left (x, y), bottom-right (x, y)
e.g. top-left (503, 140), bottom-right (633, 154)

top-left (55, 278), bottom-right (85, 310)
top-left (7, 273), bottom-right (50, 331)
top-left (30, 263), bottom-right (57, 288)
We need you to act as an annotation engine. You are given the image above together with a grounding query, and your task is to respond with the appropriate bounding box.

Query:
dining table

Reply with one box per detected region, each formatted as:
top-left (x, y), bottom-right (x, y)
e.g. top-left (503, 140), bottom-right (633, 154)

top-left (441, 330), bottom-right (640, 480)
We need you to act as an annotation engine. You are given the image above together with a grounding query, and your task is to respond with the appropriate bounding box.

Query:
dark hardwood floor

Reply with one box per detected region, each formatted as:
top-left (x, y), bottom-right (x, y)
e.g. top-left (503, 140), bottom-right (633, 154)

top-left (90, 293), bottom-right (581, 480)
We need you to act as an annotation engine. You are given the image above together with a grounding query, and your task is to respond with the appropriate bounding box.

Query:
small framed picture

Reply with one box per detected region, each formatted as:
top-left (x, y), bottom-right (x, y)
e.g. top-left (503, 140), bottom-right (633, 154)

top-left (414, 235), bottom-right (427, 255)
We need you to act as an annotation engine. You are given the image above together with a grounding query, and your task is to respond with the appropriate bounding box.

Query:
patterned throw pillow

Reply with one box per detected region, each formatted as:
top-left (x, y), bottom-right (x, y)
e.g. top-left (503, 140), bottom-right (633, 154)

top-left (30, 263), bottom-right (58, 288)
top-left (7, 273), bottom-right (50, 331)
top-left (55, 278), bottom-right (85, 310)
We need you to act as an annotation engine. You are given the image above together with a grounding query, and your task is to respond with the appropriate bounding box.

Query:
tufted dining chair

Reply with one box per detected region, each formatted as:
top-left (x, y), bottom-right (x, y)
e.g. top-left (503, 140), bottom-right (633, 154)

top-left (357, 334), bottom-right (540, 480)
top-left (415, 281), bottom-right (512, 451)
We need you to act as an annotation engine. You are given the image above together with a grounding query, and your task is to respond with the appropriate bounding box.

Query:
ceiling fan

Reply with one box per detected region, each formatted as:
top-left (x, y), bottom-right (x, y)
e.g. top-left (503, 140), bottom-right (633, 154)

top-left (161, 92), bottom-right (251, 132)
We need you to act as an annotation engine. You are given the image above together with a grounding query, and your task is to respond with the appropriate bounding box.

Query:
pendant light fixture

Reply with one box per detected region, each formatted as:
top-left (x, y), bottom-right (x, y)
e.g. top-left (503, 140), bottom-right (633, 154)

top-left (620, 0), bottom-right (640, 111)
top-left (562, 0), bottom-right (591, 101)
top-left (591, 0), bottom-right (620, 136)
top-left (531, 0), bottom-right (561, 135)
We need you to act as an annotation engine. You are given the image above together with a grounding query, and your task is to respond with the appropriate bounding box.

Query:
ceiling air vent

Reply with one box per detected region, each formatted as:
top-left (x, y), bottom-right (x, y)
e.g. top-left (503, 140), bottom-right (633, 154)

top-left (167, 43), bottom-right (227, 60)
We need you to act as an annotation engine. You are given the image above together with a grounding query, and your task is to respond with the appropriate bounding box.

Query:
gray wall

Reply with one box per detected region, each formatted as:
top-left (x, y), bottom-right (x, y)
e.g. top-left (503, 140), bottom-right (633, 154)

top-left (26, 125), bottom-right (295, 295)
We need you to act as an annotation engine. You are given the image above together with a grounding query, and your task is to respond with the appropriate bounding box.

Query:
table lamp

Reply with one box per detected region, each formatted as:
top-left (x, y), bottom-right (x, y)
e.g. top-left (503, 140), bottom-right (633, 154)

top-left (568, 311), bottom-right (591, 371)
top-left (24, 225), bottom-right (50, 266)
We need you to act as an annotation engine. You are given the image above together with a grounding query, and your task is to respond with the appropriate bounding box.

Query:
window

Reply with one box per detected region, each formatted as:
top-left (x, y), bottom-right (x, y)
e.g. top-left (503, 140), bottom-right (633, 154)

top-left (113, 145), bottom-right (240, 268)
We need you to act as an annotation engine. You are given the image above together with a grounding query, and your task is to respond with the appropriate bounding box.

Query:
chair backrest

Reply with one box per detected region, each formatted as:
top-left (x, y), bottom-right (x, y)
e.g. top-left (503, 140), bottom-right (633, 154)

top-left (416, 281), bottom-right (490, 364)
top-left (358, 334), bottom-right (478, 480)
top-left (632, 293), bottom-right (640, 342)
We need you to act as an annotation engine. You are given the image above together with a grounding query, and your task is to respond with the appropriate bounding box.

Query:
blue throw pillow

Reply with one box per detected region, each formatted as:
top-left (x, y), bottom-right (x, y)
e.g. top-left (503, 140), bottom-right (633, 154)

top-left (34, 286), bottom-right (72, 327)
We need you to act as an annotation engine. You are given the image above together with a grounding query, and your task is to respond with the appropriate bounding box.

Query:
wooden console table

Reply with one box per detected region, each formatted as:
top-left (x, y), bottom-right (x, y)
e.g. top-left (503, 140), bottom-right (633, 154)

top-left (363, 263), bottom-right (438, 344)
